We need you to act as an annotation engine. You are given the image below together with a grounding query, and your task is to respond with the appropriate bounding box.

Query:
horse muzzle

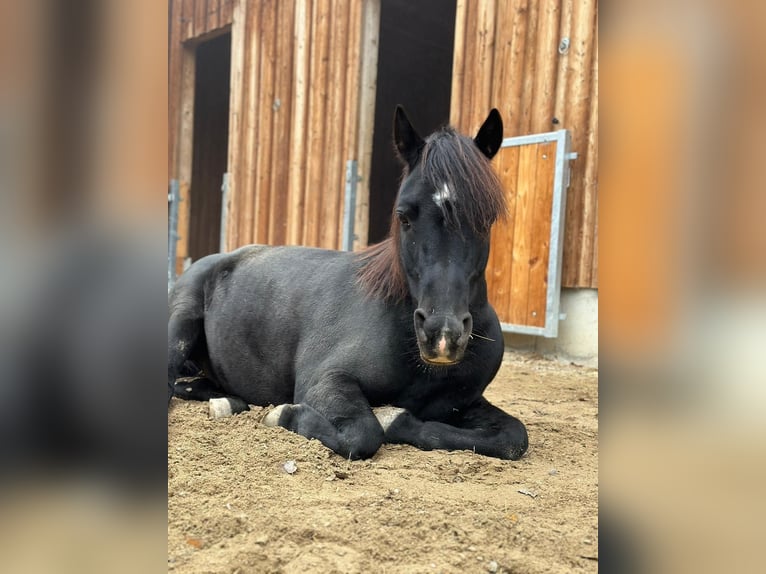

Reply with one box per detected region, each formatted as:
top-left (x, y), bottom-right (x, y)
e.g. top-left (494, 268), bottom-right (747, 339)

top-left (414, 309), bottom-right (472, 366)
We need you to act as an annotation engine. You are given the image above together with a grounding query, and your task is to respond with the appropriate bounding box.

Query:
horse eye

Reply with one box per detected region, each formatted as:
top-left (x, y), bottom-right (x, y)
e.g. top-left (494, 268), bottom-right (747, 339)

top-left (397, 212), bottom-right (411, 229)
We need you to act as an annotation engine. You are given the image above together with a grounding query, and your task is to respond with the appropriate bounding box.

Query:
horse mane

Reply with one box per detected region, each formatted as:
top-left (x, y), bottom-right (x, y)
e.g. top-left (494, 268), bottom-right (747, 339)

top-left (356, 126), bottom-right (507, 302)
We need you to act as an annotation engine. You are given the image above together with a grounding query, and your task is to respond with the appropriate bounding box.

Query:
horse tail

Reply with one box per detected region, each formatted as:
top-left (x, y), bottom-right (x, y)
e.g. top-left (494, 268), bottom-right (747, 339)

top-left (168, 254), bottom-right (219, 405)
top-left (168, 253), bottom-right (248, 417)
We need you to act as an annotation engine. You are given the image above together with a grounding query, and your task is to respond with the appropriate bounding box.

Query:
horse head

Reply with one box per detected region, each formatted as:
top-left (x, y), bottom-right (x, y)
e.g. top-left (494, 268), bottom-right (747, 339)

top-left (392, 106), bottom-right (506, 365)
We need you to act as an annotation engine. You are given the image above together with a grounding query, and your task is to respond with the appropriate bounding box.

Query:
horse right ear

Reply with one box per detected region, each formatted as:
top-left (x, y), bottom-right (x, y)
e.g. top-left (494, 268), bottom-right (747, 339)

top-left (474, 108), bottom-right (504, 159)
top-left (393, 105), bottom-right (425, 170)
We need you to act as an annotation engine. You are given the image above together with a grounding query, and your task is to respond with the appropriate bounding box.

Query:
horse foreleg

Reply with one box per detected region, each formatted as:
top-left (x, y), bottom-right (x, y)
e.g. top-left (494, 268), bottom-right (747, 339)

top-left (375, 397), bottom-right (528, 460)
top-left (263, 373), bottom-right (384, 460)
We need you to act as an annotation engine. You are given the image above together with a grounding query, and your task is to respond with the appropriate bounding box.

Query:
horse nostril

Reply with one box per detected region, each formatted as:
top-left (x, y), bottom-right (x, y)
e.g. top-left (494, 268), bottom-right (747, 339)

top-left (413, 309), bottom-right (428, 343)
top-left (461, 313), bottom-right (473, 339)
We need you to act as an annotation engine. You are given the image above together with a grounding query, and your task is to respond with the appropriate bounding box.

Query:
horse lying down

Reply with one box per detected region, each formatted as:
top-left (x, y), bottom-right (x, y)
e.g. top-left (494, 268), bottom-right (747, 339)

top-left (168, 107), bottom-right (528, 461)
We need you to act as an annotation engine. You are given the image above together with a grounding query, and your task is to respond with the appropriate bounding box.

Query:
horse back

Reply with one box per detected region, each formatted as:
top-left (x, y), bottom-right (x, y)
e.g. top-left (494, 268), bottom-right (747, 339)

top-left (199, 245), bottom-right (393, 404)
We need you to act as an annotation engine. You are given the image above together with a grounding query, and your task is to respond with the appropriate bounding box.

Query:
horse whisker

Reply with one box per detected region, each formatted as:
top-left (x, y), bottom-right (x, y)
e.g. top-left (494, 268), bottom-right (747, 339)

top-left (470, 332), bottom-right (496, 342)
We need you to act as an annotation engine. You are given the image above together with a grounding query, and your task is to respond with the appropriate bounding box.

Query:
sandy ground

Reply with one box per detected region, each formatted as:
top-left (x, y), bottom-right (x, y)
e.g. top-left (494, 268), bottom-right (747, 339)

top-left (168, 351), bottom-right (598, 573)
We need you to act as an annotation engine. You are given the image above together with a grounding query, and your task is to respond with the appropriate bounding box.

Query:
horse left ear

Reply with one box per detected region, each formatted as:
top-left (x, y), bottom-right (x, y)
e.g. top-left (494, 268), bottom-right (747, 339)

top-left (474, 109), bottom-right (504, 159)
top-left (393, 105), bottom-right (425, 170)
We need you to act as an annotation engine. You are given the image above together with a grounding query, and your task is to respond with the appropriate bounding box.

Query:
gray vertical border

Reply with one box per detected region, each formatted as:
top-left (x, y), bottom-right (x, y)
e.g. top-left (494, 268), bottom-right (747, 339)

top-left (219, 172), bottom-right (230, 252)
top-left (342, 160), bottom-right (359, 251)
top-left (168, 179), bottom-right (181, 293)
top-left (543, 130), bottom-right (572, 337)
top-left (496, 130), bottom-right (574, 337)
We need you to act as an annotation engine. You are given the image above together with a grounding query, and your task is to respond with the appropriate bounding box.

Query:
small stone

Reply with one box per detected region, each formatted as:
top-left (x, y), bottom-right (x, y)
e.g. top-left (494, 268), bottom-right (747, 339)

top-left (487, 560), bottom-right (499, 573)
top-left (283, 460), bottom-right (298, 474)
top-left (548, 468), bottom-right (558, 476)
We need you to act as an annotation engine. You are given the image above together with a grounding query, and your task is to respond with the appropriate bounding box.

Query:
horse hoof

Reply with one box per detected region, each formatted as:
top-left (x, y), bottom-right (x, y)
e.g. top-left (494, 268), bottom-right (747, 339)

top-left (209, 398), bottom-right (234, 419)
top-left (209, 397), bottom-right (250, 419)
top-left (263, 404), bottom-right (289, 427)
top-left (373, 406), bottom-right (407, 431)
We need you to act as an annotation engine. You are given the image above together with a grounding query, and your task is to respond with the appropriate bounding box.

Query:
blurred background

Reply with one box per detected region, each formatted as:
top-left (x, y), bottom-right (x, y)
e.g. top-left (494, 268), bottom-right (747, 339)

top-left (600, 0), bottom-right (766, 571)
top-left (0, 0), bottom-right (764, 572)
top-left (0, 1), bottom-right (166, 572)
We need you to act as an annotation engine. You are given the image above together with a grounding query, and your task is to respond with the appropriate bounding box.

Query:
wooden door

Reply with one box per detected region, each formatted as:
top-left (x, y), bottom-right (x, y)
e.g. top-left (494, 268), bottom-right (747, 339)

top-left (487, 130), bottom-right (574, 337)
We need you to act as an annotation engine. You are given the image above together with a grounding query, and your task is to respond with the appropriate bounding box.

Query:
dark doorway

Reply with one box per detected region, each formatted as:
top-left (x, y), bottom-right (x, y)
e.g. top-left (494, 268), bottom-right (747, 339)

top-left (189, 32), bottom-right (231, 261)
top-left (367, 0), bottom-right (457, 244)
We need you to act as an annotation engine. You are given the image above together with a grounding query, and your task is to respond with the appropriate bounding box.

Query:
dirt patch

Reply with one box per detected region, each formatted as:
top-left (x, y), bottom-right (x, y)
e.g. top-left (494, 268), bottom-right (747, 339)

top-left (168, 351), bottom-right (598, 573)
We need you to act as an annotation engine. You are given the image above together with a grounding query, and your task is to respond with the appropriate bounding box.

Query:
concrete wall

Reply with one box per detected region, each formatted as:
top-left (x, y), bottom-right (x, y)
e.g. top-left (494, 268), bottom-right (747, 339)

top-left (503, 288), bottom-right (598, 368)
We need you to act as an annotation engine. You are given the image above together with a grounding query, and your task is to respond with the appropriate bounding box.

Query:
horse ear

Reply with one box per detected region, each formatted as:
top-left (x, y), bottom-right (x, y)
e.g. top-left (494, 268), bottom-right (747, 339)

top-left (474, 108), bottom-right (504, 159)
top-left (393, 105), bottom-right (425, 170)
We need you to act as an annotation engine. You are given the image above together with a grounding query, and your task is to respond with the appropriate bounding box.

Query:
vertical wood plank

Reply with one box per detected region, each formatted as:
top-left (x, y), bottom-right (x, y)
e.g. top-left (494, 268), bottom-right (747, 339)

top-left (225, 0), bottom-right (244, 249)
top-left (508, 143), bottom-right (539, 325)
top-left (578, 7), bottom-right (598, 286)
top-left (560, 0), bottom-right (596, 286)
top-left (503, 0), bottom-right (530, 137)
top-left (487, 145), bottom-right (521, 321)
top-left (518, 0), bottom-right (540, 134)
top-left (553, 0), bottom-right (573, 127)
top-left (449, 0), bottom-right (468, 128)
top-left (525, 141), bottom-right (557, 327)
top-left (489, 0), bottom-right (512, 135)
top-left (169, 0), bottom-right (184, 177)
top-left (220, 0), bottom-right (233, 26)
top-left (468, 0), bottom-right (496, 128)
top-left (194, 0), bottom-right (207, 38)
top-left (303, 0), bottom-right (331, 247)
top-left (587, 11), bottom-right (598, 288)
top-left (208, 0), bottom-right (220, 32)
top-left (240, 0), bottom-right (261, 246)
top-left (268, 0), bottom-right (295, 245)
top-left (322, 0), bottom-right (348, 249)
top-left (181, 0), bottom-right (194, 42)
top-left (254, 0), bottom-right (277, 245)
top-left (286, 0), bottom-right (311, 246)
top-left (225, 0), bottom-right (245, 249)
top-left (176, 47), bottom-right (196, 266)
top-left (175, 182), bottom-right (191, 274)
top-left (353, 0), bottom-right (380, 249)
top-left (529, 0), bottom-right (561, 134)
top-left (457, 0), bottom-right (479, 132)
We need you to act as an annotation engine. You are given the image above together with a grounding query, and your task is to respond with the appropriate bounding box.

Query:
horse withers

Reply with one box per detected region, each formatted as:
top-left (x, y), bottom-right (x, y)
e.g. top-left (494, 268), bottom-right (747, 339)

top-left (168, 107), bottom-right (528, 461)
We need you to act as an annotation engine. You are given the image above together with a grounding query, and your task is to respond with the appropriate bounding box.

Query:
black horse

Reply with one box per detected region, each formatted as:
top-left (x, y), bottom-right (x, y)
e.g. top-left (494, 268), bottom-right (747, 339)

top-left (168, 107), bottom-right (528, 461)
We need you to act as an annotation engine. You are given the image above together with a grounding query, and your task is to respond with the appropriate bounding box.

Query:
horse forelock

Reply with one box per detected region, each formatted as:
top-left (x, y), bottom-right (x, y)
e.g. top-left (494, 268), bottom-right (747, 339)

top-left (421, 128), bottom-right (507, 233)
top-left (356, 127), bottom-right (506, 302)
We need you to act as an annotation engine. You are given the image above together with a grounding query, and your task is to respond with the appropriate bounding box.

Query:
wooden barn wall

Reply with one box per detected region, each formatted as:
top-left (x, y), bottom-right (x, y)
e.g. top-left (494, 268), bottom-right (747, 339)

top-left (450, 0), bottom-right (598, 289)
top-left (180, 0), bottom-right (234, 41)
top-left (225, 0), bottom-right (366, 250)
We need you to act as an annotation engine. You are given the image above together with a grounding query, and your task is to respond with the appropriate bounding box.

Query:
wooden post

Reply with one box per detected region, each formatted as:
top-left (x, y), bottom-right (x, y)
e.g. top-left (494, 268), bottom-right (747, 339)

top-left (353, 0), bottom-right (380, 250)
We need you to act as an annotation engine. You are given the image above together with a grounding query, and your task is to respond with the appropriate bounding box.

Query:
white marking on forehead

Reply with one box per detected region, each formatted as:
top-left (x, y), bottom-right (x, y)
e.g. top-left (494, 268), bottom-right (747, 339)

top-left (432, 182), bottom-right (455, 206)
